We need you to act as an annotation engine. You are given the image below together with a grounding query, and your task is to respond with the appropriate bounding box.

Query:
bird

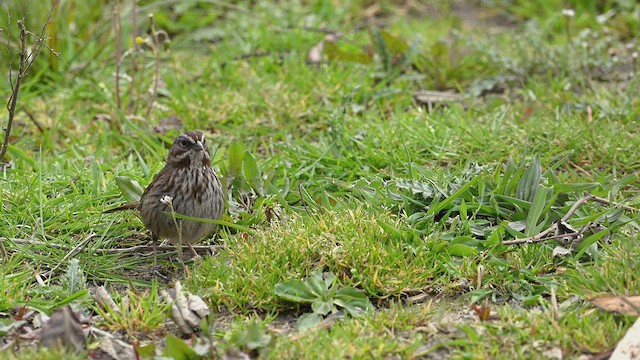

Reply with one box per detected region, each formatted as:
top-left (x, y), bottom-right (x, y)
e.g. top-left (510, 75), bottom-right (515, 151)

top-left (107, 130), bottom-right (225, 273)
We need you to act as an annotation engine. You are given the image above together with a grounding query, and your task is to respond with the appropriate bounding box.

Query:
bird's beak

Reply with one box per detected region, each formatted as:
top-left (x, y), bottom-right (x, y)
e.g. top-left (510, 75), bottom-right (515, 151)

top-left (195, 140), bottom-right (205, 151)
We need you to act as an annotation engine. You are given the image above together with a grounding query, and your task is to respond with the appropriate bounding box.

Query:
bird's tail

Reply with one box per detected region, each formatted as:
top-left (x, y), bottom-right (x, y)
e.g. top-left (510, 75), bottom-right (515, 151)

top-left (104, 201), bottom-right (140, 213)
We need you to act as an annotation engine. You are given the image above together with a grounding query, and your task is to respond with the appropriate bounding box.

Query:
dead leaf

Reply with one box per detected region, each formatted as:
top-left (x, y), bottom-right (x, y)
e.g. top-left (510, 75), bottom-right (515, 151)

top-left (611, 317), bottom-right (640, 360)
top-left (414, 90), bottom-right (462, 111)
top-left (591, 295), bottom-right (640, 315)
top-left (552, 246), bottom-right (572, 257)
top-left (161, 281), bottom-right (211, 335)
top-left (39, 306), bottom-right (86, 353)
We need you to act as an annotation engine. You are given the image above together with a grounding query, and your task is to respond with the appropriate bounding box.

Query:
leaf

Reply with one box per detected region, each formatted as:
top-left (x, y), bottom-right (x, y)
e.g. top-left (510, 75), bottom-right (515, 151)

top-left (591, 295), bottom-right (640, 315)
top-left (135, 343), bottom-right (157, 359)
top-left (311, 298), bottom-right (333, 316)
top-left (380, 29), bottom-right (408, 55)
top-left (525, 185), bottom-right (549, 237)
top-left (226, 142), bottom-right (245, 187)
top-left (274, 280), bottom-right (316, 303)
top-left (573, 229), bottom-right (609, 259)
top-left (552, 246), bottom-right (572, 257)
top-left (297, 313), bottom-right (323, 332)
top-left (243, 151), bottom-right (263, 195)
top-left (450, 236), bottom-right (484, 250)
top-left (552, 182), bottom-right (601, 194)
top-left (334, 287), bottom-right (375, 317)
top-left (305, 274), bottom-right (328, 297)
top-left (324, 41), bottom-right (372, 64)
top-left (322, 272), bottom-right (335, 289)
top-left (369, 27), bottom-right (391, 70)
top-left (244, 321), bottom-right (272, 350)
top-left (115, 175), bottom-right (144, 202)
top-left (516, 156), bottom-right (541, 201)
top-left (164, 334), bottom-right (200, 360)
top-left (446, 243), bottom-right (479, 257)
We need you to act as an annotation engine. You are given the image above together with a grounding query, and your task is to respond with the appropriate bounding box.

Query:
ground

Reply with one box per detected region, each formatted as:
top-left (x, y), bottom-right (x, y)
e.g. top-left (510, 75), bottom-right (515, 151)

top-left (0, 0), bottom-right (639, 359)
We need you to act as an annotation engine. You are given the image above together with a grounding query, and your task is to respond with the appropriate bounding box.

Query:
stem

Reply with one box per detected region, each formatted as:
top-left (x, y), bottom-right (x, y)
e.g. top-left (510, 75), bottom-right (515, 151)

top-left (128, 0), bottom-right (137, 114)
top-left (1, 20), bottom-right (27, 161)
top-left (145, 13), bottom-right (160, 119)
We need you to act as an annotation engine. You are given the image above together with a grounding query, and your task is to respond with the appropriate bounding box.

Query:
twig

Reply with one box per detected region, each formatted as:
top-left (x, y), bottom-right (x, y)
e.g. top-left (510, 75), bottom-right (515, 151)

top-left (145, 14), bottom-right (160, 119)
top-left (1, 3), bottom-right (57, 161)
top-left (502, 192), bottom-right (636, 246)
top-left (128, 0), bottom-right (137, 114)
top-left (2, 237), bottom-right (222, 254)
top-left (502, 232), bottom-right (583, 245)
top-left (113, 0), bottom-right (122, 109)
top-left (1, 20), bottom-right (27, 161)
top-left (46, 233), bottom-right (97, 278)
top-left (21, 108), bottom-right (44, 133)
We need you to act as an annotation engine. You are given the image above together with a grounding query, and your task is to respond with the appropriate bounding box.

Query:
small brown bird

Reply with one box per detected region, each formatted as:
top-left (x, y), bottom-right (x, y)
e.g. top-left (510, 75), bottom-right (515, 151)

top-left (108, 131), bottom-right (224, 272)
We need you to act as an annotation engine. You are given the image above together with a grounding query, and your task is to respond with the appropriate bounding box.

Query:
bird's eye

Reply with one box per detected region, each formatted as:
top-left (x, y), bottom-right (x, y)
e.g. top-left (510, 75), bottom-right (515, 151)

top-left (179, 138), bottom-right (189, 147)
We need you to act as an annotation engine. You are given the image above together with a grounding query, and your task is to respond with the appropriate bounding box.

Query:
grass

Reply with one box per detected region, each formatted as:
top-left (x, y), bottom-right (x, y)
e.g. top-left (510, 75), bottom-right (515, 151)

top-left (0, 0), bottom-right (639, 359)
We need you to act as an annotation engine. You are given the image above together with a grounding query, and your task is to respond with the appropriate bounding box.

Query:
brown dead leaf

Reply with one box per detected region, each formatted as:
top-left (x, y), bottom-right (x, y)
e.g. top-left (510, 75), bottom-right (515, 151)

top-left (39, 306), bottom-right (86, 353)
top-left (590, 295), bottom-right (640, 315)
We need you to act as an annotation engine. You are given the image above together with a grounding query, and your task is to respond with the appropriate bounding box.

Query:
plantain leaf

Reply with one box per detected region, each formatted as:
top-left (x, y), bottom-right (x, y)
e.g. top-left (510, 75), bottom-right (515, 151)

top-left (447, 243), bottom-right (479, 257)
top-left (525, 185), bottom-right (549, 237)
top-left (163, 334), bottom-right (199, 360)
top-left (297, 313), bottom-right (323, 332)
top-left (227, 141), bottom-right (245, 186)
top-left (516, 156), bottom-right (541, 201)
top-left (243, 151), bottom-right (263, 195)
top-left (115, 175), bottom-right (144, 202)
top-left (274, 280), bottom-right (316, 303)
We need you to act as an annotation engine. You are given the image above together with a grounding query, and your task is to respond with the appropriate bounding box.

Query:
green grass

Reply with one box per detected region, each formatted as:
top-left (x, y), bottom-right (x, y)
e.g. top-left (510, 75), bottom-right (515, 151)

top-left (0, 0), bottom-right (639, 359)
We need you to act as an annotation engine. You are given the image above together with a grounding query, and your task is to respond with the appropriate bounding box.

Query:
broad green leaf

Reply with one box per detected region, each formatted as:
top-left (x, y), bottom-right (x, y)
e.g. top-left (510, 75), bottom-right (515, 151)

top-left (297, 313), bottom-right (323, 332)
top-left (450, 236), bottom-right (484, 250)
top-left (274, 280), bottom-right (316, 303)
top-left (311, 298), bottom-right (333, 316)
top-left (525, 185), bottom-right (549, 237)
top-left (243, 151), bottom-right (263, 195)
top-left (322, 272), bottom-right (335, 289)
top-left (163, 334), bottom-right (200, 360)
top-left (380, 29), bottom-right (408, 54)
top-left (324, 41), bottom-right (372, 64)
top-left (574, 229), bottom-right (610, 259)
top-left (115, 175), bottom-right (144, 202)
top-left (305, 275), bottom-right (327, 297)
top-left (553, 182), bottom-right (601, 194)
top-left (370, 27), bottom-right (391, 69)
top-left (226, 141), bottom-right (245, 184)
top-left (447, 243), bottom-right (479, 257)
top-left (135, 343), bottom-right (156, 359)
top-left (377, 219), bottom-right (403, 239)
top-left (516, 156), bottom-right (541, 201)
top-left (335, 287), bottom-right (375, 317)
top-left (245, 321), bottom-right (272, 350)
top-left (428, 176), bottom-right (478, 216)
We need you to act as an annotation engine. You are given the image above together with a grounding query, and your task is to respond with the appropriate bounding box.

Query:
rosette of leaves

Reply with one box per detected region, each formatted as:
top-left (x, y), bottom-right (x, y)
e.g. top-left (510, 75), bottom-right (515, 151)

top-left (275, 270), bottom-right (375, 331)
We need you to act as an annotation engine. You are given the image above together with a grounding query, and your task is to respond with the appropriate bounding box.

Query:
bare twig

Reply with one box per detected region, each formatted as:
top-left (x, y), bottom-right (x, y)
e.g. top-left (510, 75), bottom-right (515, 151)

top-left (46, 233), bottom-right (97, 278)
top-left (2, 237), bottom-right (222, 254)
top-left (113, 0), bottom-right (122, 109)
top-left (128, 0), bottom-right (137, 114)
top-left (145, 14), bottom-right (160, 119)
top-left (2, 3), bottom-right (57, 161)
top-left (1, 20), bottom-right (27, 161)
top-left (502, 192), bottom-right (637, 246)
top-left (502, 231), bottom-right (583, 245)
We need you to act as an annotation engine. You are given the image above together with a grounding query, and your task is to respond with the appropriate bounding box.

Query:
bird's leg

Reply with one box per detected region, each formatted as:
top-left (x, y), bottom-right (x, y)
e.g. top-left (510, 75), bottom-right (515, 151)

top-left (151, 235), bottom-right (167, 280)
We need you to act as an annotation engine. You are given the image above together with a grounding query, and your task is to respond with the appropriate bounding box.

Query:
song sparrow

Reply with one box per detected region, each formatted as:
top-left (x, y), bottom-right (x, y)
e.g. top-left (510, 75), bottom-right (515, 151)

top-left (108, 131), bottom-right (224, 270)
